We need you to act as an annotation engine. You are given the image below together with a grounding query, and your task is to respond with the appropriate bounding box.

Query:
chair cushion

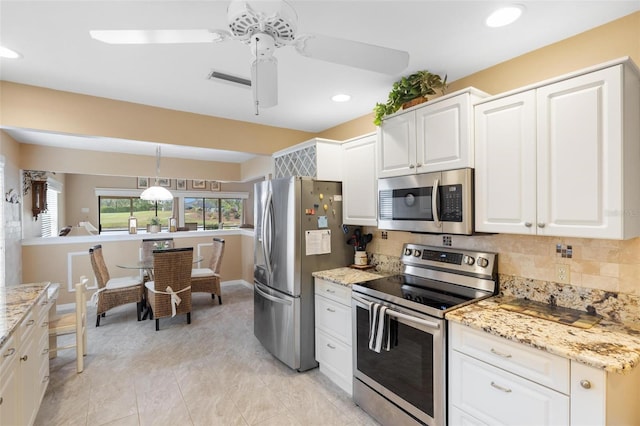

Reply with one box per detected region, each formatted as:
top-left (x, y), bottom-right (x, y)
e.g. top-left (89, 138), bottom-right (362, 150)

top-left (106, 276), bottom-right (142, 289)
top-left (191, 268), bottom-right (216, 278)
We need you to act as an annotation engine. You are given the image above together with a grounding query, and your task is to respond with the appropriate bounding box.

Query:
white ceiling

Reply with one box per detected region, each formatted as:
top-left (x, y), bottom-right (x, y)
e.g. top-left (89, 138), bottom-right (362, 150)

top-left (1, 0), bottom-right (639, 161)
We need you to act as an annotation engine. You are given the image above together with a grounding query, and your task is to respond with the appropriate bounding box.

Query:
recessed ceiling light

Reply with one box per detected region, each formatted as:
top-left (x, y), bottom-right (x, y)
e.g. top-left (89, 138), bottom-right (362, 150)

top-left (486, 5), bottom-right (524, 28)
top-left (0, 46), bottom-right (21, 59)
top-left (331, 94), bottom-right (351, 102)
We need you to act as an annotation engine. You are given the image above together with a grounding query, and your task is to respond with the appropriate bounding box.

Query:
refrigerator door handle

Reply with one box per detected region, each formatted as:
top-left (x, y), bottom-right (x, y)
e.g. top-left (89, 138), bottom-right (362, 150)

top-left (262, 190), bottom-right (274, 277)
top-left (255, 283), bottom-right (293, 306)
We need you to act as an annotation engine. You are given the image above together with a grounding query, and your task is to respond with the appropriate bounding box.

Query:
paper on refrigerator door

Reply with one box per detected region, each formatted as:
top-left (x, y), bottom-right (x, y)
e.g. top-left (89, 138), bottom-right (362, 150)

top-left (305, 230), bottom-right (331, 255)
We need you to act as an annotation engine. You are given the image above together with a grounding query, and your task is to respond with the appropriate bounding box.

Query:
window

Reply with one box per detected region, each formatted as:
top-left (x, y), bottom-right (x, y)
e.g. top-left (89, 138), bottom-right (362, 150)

top-left (40, 184), bottom-right (60, 237)
top-left (99, 197), bottom-right (173, 232)
top-left (184, 197), bottom-right (242, 230)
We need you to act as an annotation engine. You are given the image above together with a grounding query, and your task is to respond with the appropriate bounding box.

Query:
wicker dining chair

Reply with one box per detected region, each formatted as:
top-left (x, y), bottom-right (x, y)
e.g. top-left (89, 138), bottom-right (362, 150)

top-left (145, 247), bottom-right (193, 331)
top-left (191, 238), bottom-right (225, 304)
top-left (89, 245), bottom-right (144, 326)
top-left (140, 238), bottom-right (175, 281)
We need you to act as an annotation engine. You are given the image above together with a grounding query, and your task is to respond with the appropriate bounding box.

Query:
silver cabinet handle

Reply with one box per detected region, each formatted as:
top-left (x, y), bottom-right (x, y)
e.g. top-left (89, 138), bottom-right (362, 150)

top-left (326, 307), bottom-right (336, 313)
top-left (0, 396), bottom-right (3, 405)
top-left (537, 222), bottom-right (546, 228)
top-left (580, 380), bottom-right (592, 389)
top-left (20, 355), bottom-right (28, 362)
top-left (490, 348), bottom-right (512, 358)
top-left (327, 343), bottom-right (336, 349)
top-left (524, 222), bottom-right (532, 227)
top-left (42, 348), bottom-right (50, 355)
top-left (409, 164), bottom-right (415, 169)
top-left (42, 321), bottom-right (49, 328)
top-left (491, 381), bottom-right (512, 393)
top-left (325, 289), bottom-right (335, 294)
top-left (416, 163), bottom-right (422, 167)
top-left (25, 319), bottom-right (35, 327)
top-left (3, 348), bottom-right (16, 358)
top-left (43, 375), bottom-right (50, 383)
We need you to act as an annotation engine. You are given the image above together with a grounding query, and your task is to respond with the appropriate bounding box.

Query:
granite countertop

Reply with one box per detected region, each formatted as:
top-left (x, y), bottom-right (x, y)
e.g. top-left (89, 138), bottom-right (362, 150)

top-left (312, 267), bottom-right (392, 287)
top-left (0, 282), bottom-right (51, 347)
top-left (446, 295), bottom-right (640, 374)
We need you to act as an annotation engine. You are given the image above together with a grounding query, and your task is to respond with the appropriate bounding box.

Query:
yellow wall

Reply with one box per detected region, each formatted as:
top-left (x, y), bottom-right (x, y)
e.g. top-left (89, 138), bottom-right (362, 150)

top-left (0, 82), bottom-right (314, 155)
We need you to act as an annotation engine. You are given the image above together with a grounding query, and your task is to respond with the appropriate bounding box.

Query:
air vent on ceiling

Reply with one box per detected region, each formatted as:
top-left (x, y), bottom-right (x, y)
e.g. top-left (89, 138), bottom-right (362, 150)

top-left (207, 70), bottom-right (251, 87)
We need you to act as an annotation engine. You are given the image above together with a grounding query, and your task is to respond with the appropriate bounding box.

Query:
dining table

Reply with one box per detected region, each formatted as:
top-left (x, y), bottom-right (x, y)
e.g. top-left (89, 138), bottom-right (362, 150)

top-left (116, 253), bottom-right (203, 320)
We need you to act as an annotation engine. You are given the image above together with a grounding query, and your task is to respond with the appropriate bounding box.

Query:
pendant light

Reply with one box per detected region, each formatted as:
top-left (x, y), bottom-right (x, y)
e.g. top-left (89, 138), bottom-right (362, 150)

top-left (140, 145), bottom-right (173, 201)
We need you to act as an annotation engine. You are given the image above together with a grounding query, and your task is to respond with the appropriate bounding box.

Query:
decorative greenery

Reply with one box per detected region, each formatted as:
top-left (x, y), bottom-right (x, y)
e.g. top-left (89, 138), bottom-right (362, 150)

top-left (373, 70), bottom-right (448, 125)
top-left (150, 216), bottom-right (161, 226)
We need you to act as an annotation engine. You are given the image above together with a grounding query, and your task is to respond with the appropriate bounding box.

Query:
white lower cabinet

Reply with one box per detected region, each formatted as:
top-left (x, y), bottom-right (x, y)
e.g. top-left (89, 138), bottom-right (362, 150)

top-left (449, 322), bottom-right (640, 426)
top-left (0, 292), bottom-right (51, 426)
top-left (314, 278), bottom-right (352, 395)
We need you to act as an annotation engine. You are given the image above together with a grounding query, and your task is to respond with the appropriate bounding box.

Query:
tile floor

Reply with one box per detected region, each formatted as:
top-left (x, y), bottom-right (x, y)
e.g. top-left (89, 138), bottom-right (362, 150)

top-left (35, 284), bottom-right (379, 426)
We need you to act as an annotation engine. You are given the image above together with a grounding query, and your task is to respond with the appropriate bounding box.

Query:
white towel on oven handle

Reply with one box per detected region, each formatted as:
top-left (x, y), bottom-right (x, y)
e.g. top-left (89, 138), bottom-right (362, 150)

top-left (368, 302), bottom-right (392, 353)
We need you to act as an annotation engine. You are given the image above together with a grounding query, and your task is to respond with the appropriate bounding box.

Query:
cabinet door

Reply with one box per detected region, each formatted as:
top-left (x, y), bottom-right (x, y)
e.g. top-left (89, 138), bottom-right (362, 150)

top-left (378, 111), bottom-right (416, 178)
top-left (474, 91), bottom-right (537, 234)
top-left (536, 66), bottom-right (622, 238)
top-left (0, 335), bottom-right (20, 426)
top-left (417, 93), bottom-right (473, 173)
top-left (342, 134), bottom-right (377, 226)
top-left (19, 334), bottom-right (39, 426)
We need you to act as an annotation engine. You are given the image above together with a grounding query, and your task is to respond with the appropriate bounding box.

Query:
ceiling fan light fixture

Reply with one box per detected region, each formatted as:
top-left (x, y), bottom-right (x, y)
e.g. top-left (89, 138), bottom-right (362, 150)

top-left (486, 5), bottom-right (524, 28)
top-left (0, 46), bottom-right (21, 59)
top-left (331, 94), bottom-right (351, 102)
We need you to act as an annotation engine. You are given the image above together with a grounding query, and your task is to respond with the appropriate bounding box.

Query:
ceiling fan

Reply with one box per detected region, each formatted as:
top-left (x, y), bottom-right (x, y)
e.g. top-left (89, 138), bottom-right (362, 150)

top-left (89, 0), bottom-right (410, 113)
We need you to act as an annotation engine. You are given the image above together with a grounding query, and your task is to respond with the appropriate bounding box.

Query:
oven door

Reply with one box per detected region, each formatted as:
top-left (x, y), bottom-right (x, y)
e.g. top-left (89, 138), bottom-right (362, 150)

top-left (352, 293), bottom-right (446, 426)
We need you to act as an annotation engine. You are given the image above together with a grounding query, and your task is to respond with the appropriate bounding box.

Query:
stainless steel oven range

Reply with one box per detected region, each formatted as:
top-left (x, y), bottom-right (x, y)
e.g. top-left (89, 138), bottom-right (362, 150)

top-left (352, 243), bottom-right (498, 426)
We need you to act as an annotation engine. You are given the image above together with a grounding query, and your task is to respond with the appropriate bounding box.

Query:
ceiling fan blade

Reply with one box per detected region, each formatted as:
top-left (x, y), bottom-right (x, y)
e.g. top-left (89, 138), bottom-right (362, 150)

top-left (251, 57), bottom-right (278, 108)
top-left (295, 34), bottom-right (409, 75)
top-left (89, 29), bottom-right (229, 44)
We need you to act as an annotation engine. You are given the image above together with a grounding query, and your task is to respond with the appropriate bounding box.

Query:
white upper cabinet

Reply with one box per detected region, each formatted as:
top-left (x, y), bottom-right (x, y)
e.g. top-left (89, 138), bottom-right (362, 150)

top-left (341, 133), bottom-right (378, 226)
top-left (273, 138), bottom-right (343, 181)
top-left (378, 88), bottom-right (488, 178)
top-left (475, 59), bottom-right (640, 239)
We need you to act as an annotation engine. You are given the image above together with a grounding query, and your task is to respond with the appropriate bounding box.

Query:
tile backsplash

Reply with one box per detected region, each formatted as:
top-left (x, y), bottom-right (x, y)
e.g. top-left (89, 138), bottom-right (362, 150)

top-left (364, 228), bottom-right (640, 297)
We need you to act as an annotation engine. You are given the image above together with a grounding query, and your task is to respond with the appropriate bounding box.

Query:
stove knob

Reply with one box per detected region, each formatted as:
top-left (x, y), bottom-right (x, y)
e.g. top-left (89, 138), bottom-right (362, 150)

top-left (413, 249), bottom-right (421, 257)
top-left (404, 248), bottom-right (412, 256)
top-left (477, 257), bottom-right (489, 268)
top-left (463, 255), bottom-right (475, 266)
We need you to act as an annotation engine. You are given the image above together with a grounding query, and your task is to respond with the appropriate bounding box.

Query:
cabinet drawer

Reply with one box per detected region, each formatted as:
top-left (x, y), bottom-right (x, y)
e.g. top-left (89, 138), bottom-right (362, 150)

top-left (450, 351), bottom-right (569, 426)
top-left (315, 296), bottom-right (351, 344)
top-left (19, 308), bottom-right (38, 344)
top-left (0, 333), bottom-right (19, 373)
top-left (450, 323), bottom-right (569, 393)
top-left (315, 328), bottom-right (352, 380)
top-left (315, 278), bottom-right (351, 306)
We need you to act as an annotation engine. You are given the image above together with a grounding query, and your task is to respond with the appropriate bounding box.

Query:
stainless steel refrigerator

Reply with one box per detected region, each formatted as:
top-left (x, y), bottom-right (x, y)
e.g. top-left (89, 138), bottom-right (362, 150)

top-left (254, 177), bottom-right (351, 371)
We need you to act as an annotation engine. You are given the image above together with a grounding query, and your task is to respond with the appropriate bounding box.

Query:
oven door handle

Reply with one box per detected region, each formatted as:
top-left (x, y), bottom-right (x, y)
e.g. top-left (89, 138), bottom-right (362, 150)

top-left (353, 295), bottom-right (440, 330)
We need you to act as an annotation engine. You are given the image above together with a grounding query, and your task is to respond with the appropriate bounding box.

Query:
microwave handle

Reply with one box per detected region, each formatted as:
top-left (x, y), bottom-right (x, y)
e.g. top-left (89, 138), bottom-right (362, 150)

top-left (432, 178), bottom-right (441, 228)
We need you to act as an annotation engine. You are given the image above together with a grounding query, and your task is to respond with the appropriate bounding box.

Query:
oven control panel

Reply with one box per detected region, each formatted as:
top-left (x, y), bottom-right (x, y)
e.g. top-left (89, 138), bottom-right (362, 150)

top-left (401, 244), bottom-right (497, 277)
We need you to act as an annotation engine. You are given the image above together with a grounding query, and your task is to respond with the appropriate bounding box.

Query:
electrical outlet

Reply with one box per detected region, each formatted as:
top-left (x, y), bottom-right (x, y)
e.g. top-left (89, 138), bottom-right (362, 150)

top-left (556, 264), bottom-right (570, 283)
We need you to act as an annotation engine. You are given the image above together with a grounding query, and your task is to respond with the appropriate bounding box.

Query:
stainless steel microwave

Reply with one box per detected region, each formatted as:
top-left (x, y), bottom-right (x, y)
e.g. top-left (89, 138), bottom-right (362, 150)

top-left (378, 168), bottom-right (473, 235)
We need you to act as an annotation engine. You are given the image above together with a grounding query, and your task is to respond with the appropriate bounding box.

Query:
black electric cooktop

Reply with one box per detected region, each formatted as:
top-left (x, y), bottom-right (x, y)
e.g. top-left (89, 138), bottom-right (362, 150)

top-left (353, 274), bottom-right (491, 317)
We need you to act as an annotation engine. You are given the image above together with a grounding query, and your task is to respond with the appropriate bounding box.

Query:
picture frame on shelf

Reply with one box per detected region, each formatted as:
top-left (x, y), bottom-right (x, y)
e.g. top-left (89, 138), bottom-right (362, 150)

top-left (158, 178), bottom-right (171, 187)
top-left (192, 179), bottom-right (206, 189)
top-left (137, 177), bottom-right (149, 189)
top-left (210, 181), bottom-right (221, 191)
top-left (176, 179), bottom-right (186, 190)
